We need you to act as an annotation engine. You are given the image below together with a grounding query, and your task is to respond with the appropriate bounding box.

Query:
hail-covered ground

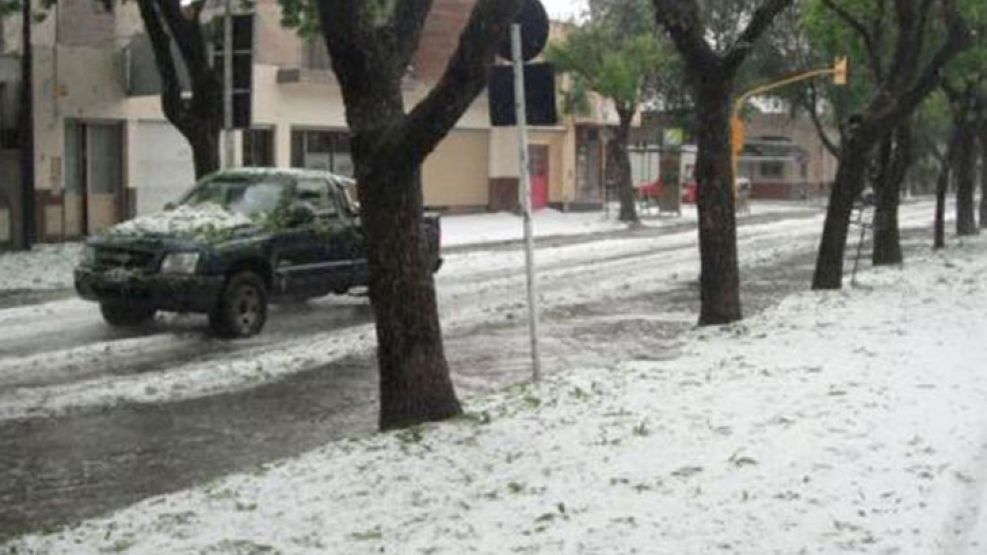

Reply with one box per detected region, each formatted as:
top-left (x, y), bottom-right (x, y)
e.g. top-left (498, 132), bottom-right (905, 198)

top-left (3, 198), bottom-right (986, 554)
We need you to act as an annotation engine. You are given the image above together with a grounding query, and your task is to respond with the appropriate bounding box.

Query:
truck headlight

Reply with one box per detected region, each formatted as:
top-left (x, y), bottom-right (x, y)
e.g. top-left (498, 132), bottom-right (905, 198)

top-left (80, 245), bottom-right (97, 266)
top-left (160, 252), bottom-right (200, 274)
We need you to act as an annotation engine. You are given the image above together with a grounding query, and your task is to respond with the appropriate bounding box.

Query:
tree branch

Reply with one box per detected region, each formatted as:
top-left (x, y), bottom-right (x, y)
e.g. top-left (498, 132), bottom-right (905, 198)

top-left (803, 84), bottom-right (841, 158)
top-left (386, 0), bottom-right (524, 169)
top-left (390, 0), bottom-right (433, 70)
top-left (136, 0), bottom-right (190, 134)
top-left (723, 0), bottom-right (794, 73)
top-left (820, 0), bottom-right (882, 81)
top-left (875, 1), bottom-right (970, 130)
top-left (315, 0), bottom-right (373, 101)
top-left (652, 0), bottom-right (717, 70)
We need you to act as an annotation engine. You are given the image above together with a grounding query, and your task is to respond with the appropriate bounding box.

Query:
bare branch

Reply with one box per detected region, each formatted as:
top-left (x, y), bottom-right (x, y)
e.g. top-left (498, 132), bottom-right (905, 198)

top-left (136, 0), bottom-right (190, 133)
top-left (723, 0), bottom-right (794, 72)
top-left (387, 0), bottom-right (524, 169)
top-left (820, 0), bottom-right (883, 80)
top-left (803, 84), bottom-right (841, 158)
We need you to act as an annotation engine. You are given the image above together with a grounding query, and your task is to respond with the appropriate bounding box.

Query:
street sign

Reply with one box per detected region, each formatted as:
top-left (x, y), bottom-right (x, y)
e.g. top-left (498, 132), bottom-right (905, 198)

top-left (489, 63), bottom-right (558, 127)
top-left (498, 0), bottom-right (549, 62)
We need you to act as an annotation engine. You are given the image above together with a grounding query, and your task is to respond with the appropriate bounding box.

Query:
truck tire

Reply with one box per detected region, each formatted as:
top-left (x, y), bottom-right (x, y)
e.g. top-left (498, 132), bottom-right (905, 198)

top-left (100, 303), bottom-right (156, 327)
top-left (210, 271), bottom-right (268, 338)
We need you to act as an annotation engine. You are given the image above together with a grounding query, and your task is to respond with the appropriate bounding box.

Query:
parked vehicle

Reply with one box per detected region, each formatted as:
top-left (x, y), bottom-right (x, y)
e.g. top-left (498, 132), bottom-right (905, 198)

top-left (74, 169), bottom-right (442, 338)
top-left (681, 178), bottom-right (752, 207)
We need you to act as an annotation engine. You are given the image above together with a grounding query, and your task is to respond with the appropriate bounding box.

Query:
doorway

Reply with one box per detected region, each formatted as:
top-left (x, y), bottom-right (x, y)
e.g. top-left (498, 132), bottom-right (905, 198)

top-left (65, 121), bottom-right (124, 236)
top-left (528, 144), bottom-right (549, 210)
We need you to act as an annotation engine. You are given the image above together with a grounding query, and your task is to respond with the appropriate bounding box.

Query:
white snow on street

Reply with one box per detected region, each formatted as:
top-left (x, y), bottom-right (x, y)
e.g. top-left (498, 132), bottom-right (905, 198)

top-left (0, 242), bottom-right (81, 292)
top-left (0, 202), bottom-right (815, 292)
top-left (0, 201), bottom-right (936, 421)
top-left (6, 212), bottom-right (986, 554)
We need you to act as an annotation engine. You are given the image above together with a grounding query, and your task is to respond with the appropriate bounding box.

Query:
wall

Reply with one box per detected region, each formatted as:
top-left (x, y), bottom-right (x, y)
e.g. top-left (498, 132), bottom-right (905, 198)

top-left (744, 113), bottom-right (837, 187)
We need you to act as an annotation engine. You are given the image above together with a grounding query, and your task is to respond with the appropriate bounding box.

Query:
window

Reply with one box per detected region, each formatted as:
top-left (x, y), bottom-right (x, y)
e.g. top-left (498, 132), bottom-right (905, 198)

top-left (295, 178), bottom-right (338, 216)
top-left (242, 128), bottom-right (274, 167)
top-left (760, 161), bottom-right (785, 179)
top-left (290, 129), bottom-right (353, 177)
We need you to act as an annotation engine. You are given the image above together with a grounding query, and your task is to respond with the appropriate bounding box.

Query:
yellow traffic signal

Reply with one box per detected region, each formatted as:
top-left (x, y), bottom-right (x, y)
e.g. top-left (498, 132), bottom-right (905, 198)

top-left (834, 57), bottom-right (849, 86)
top-left (731, 116), bottom-right (745, 157)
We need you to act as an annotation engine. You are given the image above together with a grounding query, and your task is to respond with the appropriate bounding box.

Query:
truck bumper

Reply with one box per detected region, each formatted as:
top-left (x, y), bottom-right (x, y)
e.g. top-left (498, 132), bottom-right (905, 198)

top-left (74, 268), bottom-right (224, 313)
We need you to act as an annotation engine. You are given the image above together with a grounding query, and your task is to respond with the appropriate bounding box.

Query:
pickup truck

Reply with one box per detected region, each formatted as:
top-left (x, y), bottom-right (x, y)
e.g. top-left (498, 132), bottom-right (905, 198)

top-left (74, 168), bottom-right (442, 338)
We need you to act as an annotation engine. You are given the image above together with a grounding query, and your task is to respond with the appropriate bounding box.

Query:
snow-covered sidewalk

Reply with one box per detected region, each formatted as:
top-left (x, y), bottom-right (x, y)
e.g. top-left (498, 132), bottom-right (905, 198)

top-left (7, 236), bottom-right (987, 553)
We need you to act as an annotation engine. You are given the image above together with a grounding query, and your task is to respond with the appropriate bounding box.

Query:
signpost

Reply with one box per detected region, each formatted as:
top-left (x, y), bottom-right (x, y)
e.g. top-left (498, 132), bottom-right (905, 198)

top-left (488, 0), bottom-right (553, 384)
top-left (510, 23), bottom-right (542, 383)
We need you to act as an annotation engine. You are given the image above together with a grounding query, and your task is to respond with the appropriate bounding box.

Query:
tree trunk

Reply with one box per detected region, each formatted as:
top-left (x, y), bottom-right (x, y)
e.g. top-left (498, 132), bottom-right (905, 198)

top-left (693, 83), bottom-right (741, 324)
top-left (16, 0), bottom-right (35, 250)
top-left (351, 91), bottom-right (461, 431)
top-left (980, 123), bottom-right (987, 228)
top-left (872, 122), bottom-right (912, 266)
top-left (189, 127), bottom-right (221, 179)
top-left (612, 108), bottom-right (639, 225)
top-left (934, 154), bottom-right (950, 250)
top-left (955, 118), bottom-right (978, 236)
top-left (812, 139), bottom-right (870, 289)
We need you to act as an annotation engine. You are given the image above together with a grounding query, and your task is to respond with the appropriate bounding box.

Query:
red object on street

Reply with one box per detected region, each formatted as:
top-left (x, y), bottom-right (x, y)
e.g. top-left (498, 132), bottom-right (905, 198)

top-left (682, 181), bottom-right (699, 203)
top-left (637, 178), bottom-right (665, 200)
top-left (531, 174), bottom-right (549, 209)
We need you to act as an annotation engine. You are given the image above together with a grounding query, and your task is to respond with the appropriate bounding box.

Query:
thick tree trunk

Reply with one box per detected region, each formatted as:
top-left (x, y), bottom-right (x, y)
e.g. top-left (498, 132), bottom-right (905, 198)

top-left (813, 140), bottom-right (870, 289)
top-left (16, 0), bottom-right (35, 250)
top-left (955, 119), bottom-right (978, 236)
top-left (872, 122), bottom-right (912, 266)
top-left (351, 92), bottom-right (461, 431)
top-left (189, 127), bottom-right (221, 179)
top-left (612, 108), bottom-right (639, 225)
top-left (693, 84), bottom-right (741, 324)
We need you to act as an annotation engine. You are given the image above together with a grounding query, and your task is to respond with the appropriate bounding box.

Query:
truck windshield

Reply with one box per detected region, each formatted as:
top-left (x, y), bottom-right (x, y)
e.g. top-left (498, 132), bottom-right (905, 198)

top-left (181, 176), bottom-right (289, 217)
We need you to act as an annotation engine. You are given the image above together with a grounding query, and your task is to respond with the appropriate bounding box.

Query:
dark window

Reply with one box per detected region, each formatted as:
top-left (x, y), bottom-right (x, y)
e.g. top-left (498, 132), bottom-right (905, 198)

top-left (760, 161), bottom-right (785, 178)
top-left (295, 178), bottom-right (338, 216)
top-left (242, 128), bottom-right (274, 167)
top-left (290, 129), bottom-right (352, 177)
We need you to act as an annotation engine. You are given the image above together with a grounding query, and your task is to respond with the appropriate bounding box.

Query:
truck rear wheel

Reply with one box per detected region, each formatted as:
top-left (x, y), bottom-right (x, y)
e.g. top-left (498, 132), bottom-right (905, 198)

top-left (100, 303), bottom-right (156, 327)
top-left (210, 271), bottom-right (268, 338)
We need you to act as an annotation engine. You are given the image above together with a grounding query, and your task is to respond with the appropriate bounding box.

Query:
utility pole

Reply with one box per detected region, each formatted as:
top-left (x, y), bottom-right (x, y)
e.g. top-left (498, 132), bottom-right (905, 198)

top-left (222, 0), bottom-right (235, 169)
top-left (18, 0), bottom-right (35, 249)
top-left (511, 23), bottom-right (541, 383)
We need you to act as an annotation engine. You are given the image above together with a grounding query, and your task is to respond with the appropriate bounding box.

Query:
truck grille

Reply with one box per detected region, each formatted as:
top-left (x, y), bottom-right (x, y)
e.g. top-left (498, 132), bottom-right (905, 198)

top-left (95, 247), bottom-right (158, 272)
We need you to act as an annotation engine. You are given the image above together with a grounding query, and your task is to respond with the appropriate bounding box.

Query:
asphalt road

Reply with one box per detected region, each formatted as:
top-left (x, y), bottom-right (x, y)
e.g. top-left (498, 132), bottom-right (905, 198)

top-left (1, 205), bottom-right (932, 542)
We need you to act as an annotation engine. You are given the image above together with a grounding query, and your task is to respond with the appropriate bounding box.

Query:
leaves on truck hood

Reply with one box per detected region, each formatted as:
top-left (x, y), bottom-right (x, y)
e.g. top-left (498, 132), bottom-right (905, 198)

top-left (108, 204), bottom-right (253, 241)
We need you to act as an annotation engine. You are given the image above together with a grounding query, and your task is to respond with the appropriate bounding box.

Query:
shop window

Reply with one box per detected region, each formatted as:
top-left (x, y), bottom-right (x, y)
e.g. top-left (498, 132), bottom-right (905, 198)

top-left (760, 161), bottom-right (785, 178)
top-left (290, 129), bottom-right (352, 177)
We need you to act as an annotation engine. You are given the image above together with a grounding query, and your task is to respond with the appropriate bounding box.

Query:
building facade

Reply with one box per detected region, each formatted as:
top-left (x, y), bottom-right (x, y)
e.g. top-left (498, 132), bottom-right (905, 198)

top-left (0, 0), bottom-right (619, 246)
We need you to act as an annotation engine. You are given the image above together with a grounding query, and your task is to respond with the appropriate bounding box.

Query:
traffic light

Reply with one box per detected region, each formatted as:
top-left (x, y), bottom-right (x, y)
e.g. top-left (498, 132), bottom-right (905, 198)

top-left (834, 57), bottom-right (849, 86)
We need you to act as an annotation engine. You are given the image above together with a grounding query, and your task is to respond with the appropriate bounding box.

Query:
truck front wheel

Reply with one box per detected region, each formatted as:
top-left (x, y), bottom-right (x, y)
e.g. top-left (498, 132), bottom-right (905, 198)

top-left (100, 303), bottom-right (156, 327)
top-left (210, 271), bottom-right (268, 338)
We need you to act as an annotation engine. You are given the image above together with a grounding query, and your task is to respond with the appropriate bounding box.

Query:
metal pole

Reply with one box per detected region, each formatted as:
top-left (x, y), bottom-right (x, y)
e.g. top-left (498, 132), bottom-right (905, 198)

top-left (223, 0), bottom-right (235, 169)
top-left (511, 24), bottom-right (541, 383)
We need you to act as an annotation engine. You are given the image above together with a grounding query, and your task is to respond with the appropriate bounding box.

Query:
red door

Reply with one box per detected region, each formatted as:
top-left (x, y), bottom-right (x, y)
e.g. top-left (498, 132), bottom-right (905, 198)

top-left (528, 145), bottom-right (549, 210)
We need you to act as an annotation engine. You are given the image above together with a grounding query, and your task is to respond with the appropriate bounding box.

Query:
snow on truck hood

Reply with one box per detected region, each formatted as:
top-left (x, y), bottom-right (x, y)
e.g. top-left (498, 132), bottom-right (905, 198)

top-left (108, 204), bottom-right (253, 239)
